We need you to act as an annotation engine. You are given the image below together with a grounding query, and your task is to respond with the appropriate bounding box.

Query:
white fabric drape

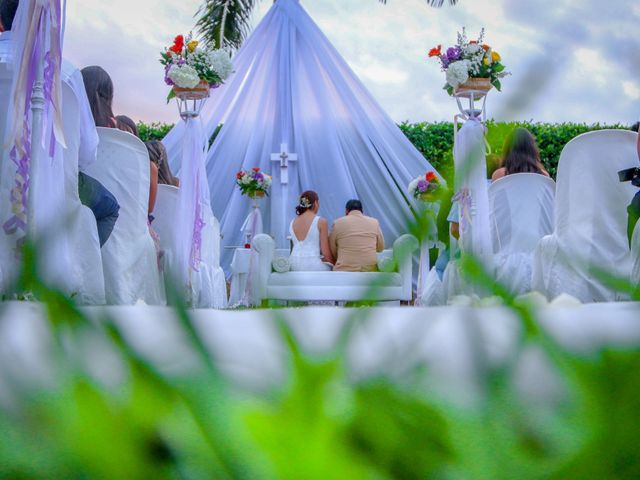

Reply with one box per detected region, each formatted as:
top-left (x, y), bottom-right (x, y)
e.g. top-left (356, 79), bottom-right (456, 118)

top-left (532, 130), bottom-right (637, 302)
top-left (162, 0), bottom-right (440, 273)
top-left (170, 116), bottom-right (210, 302)
top-left (489, 173), bottom-right (555, 295)
top-left (453, 119), bottom-right (492, 260)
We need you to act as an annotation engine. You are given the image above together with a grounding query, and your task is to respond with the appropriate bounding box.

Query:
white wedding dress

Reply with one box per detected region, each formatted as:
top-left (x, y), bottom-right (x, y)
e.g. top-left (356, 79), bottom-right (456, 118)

top-left (289, 216), bottom-right (331, 271)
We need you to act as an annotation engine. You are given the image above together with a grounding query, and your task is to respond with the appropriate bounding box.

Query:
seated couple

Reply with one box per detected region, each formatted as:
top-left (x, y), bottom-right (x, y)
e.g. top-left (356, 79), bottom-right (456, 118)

top-left (289, 191), bottom-right (385, 272)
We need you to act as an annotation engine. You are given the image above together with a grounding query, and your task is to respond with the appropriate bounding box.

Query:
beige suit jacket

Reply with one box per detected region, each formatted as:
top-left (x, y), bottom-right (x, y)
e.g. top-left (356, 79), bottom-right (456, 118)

top-left (329, 211), bottom-right (385, 272)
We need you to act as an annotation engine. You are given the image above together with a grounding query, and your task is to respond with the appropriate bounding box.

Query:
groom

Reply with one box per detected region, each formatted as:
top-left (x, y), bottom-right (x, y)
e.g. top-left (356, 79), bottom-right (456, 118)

top-left (330, 199), bottom-right (385, 272)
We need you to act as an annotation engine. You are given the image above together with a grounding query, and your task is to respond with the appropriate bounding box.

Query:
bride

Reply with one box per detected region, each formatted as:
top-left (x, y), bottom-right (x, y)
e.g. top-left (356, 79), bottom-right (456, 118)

top-left (289, 191), bottom-right (335, 271)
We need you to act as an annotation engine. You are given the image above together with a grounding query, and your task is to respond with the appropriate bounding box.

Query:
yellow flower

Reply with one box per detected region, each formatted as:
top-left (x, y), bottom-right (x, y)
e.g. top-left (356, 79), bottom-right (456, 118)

top-left (187, 40), bottom-right (199, 53)
top-left (492, 51), bottom-right (501, 62)
top-left (483, 55), bottom-right (492, 65)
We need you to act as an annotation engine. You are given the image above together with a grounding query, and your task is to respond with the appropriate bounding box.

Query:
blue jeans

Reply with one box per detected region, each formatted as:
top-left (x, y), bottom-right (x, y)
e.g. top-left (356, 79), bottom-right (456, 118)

top-left (78, 172), bottom-right (120, 247)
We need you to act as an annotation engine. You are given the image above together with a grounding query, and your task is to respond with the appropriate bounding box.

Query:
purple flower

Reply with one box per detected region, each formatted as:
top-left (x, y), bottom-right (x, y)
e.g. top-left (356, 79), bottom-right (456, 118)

top-left (164, 64), bottom-right (174, 86)
top-left (254, 172), bottom-right (264, 182)
top-left (446, 47), bottom-right (461, 62)
top-left (439, 54), bottom-right (449, 68)
top-left (417, 179), bottom-right (428, 193)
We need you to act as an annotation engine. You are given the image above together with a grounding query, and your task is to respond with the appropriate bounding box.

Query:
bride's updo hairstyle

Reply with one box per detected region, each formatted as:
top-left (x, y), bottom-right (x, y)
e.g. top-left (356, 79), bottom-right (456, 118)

top-left (296, 191), bottom-right (319, 216)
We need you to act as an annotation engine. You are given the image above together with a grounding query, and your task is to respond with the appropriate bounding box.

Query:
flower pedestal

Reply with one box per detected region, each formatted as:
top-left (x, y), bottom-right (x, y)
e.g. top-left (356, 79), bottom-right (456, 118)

top-left (241, 192), bottom-right (265, 247)
top-left (415, 200), bottom-right (441, 305)
top-left (169, 86), bottom-right (211, 305)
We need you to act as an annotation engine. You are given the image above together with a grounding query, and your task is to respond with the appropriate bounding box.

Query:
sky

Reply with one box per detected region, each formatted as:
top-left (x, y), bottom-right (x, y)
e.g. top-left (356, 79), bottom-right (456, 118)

top-left (64, 0), bottom-right (639, 126)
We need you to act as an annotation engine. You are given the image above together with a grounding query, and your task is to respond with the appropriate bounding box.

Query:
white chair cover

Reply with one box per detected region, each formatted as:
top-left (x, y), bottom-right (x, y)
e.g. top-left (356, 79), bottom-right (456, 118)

top-left (59, 81), bottom-right (105, 304)
top-left (154, 185), bottom-right (227, 308)
top-left (532, 130), bottom-right (638, 302)
top-left (489, 173), bottom-right (555, 295)
top-left (84, 128), bottom-right (165, 305)
top-left (631, 221), bottom-right (640, 289)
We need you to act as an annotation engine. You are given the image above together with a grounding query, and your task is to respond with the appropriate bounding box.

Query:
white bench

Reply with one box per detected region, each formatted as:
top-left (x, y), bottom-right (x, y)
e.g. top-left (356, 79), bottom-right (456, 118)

top-left (250, 234), bottom-right (419, 305)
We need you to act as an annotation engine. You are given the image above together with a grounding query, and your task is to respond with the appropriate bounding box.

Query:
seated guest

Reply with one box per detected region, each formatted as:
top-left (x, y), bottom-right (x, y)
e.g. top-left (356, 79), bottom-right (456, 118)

top-left (0, 1), bottom-right (119, 247)
top-left (492, 127), bottom-right (550, 181)
top-left (145, 140), bottom-right (180, 188)
top-left (82, 66), bottom-right (157, 216)
top-left (289, 191), bottom-right (334, 271)
top-left (330, 199), bottom-right (384, 272)
top-left (115, 115), bottom-right (139, 137)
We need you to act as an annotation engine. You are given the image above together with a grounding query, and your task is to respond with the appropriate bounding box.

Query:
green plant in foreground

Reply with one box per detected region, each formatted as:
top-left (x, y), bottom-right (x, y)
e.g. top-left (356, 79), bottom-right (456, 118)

top-left (1, 244), bottom-right (640, 479)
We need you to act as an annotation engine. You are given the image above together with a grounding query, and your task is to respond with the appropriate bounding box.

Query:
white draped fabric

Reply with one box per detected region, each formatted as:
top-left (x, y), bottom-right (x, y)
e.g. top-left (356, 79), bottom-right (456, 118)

top-left (453, 119), bottom-right (492, 260)
top-left (162, 0), bottom-right (439, 272)
top-left (0, 1), bottom-right (76, 294)
top-left (489, 173), bottom-right (555, 295)
top-left (532, 130), bottom-right (638, 302)
top-left (632, 222), bottom-right (640, 288)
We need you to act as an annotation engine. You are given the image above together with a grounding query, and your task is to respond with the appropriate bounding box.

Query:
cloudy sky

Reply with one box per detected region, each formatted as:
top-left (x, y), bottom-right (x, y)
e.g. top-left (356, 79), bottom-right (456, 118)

top-left (64, 0), bottom-right (639, 125)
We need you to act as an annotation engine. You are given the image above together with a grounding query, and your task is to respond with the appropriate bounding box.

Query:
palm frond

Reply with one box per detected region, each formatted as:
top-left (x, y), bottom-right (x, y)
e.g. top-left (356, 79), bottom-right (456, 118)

top-left (196, 0), bottom-right (459, 51)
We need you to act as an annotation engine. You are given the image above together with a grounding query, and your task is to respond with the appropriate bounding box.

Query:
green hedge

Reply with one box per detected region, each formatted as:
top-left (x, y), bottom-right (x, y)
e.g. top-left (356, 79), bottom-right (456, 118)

top-left (139, 120), bottom-right (632, 181)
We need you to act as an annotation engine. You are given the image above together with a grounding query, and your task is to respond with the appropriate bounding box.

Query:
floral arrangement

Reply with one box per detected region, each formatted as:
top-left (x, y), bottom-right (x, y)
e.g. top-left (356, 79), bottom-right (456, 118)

top-left (236, 167), bottom-right (272, 198)
top-left (408, 171), bottom-right (443, 202)
top-left (428, 28), bottom-right (509, 95)
top-left (160, 34), bottom-right (233, 101)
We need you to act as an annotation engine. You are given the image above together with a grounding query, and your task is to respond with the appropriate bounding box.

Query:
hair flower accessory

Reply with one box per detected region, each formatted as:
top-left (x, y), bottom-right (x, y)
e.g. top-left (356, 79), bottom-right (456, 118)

top-left (299, 197), bottom-right (312, 209)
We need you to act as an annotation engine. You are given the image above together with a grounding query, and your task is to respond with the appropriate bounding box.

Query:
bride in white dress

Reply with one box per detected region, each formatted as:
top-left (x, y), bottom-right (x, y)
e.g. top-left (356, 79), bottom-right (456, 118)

top-left (289, 191), bottom-right (335, 271)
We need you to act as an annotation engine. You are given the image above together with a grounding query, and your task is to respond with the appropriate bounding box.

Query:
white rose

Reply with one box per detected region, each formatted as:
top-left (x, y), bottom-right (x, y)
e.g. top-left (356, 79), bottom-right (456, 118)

top-left (446, 60), bottom-right (470, 88)
top-left (168, 64), bottom-right (201, 89)
top-left (208, 49), bottom-right (234, 81)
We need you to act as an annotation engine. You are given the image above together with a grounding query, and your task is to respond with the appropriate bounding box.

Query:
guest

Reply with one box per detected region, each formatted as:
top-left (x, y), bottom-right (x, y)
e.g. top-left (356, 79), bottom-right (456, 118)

top-left (289, 191), bottom-right (334, 271)
top-left (0, 1), bottom-right (119, 247)
top-left (115, 115), bottom-right (139, 137)
top-left (81, 66), bottom-right (157, 216)
top-left (492, 127), bottom-right (550, 181)
top-left (145, 140), bottom-right (180, 188)
top-left (330, 199), bottom-right (384, 272)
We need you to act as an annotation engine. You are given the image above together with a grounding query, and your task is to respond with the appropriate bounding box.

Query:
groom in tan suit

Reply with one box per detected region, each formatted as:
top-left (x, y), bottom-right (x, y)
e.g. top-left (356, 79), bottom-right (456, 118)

top-left (330, 199), bottom-right (385, 272)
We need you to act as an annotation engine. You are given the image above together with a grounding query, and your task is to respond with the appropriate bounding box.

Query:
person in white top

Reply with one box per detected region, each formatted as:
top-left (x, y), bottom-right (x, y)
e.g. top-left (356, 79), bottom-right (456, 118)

top-left (0, 0), bottom-right (119, 246)
top-left (289, 190), bottom-right (334, 271)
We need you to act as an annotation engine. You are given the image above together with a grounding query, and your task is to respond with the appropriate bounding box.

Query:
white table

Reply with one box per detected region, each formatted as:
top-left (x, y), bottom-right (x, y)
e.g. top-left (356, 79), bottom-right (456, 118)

top-left (229, 246), bottom-right (290, 306)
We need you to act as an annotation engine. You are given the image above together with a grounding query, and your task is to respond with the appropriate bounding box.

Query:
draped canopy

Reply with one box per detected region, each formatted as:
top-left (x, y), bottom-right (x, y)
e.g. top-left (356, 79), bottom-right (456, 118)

top-left (163, 0), bottom-right (439, 271)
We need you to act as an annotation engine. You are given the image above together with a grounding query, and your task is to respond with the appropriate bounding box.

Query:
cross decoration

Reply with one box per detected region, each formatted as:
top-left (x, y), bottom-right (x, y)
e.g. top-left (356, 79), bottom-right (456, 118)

top-left (270, 143), bottom-right (298, 185)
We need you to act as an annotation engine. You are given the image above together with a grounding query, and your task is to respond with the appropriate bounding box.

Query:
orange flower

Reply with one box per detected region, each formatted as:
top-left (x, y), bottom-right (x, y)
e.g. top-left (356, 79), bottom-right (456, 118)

top-left (236, 171), bottom-right (245, 179)
top-left (481, 44), bottom-right (491, 51)
top-left (428, 45), bottom-right (442, 58)
top-left (426, 171), bottom-right (437, 182)
top-left (252, 167), bottom-right (261, 172)
top-left (469, 40), bottom-right (478, 44)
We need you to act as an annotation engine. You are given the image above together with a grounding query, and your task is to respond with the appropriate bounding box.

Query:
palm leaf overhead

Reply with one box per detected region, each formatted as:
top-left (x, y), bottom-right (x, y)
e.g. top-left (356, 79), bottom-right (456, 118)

top-left (196, 0), bottom-right (459, 50)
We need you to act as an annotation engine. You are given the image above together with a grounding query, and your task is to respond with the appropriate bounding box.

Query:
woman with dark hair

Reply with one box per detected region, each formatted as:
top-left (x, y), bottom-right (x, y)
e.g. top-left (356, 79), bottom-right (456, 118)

top-left (492, 127), bottom-right (550, 181)
top-left (82, 66), bottom-right (157, 215)
top-left (115, 115), bottom-right (139, 137)
top-left (289, 190), bottom-right (334, 270)
top-left (81, 66), bottom-right (116, 128)
top-left (145, 140), bottom-right (180, 188)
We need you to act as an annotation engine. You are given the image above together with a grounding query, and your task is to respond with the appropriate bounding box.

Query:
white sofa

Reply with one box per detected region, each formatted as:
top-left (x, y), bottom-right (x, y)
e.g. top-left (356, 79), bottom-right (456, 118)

top-left (250, 234), bottom-right (419, 304)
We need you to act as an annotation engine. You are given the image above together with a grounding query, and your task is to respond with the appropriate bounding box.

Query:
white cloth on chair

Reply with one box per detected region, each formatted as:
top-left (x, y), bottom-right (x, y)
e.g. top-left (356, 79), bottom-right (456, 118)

top-left (489, 173), bottom-right (555, 295)
top-left (532, 130), bottom-right (638, 302)
top-left (631, 221), bottom-right (640, 289)
top-left (154, 185), bottom-right (227, 308)
top-left (84, 128), bottom-right (165, 305)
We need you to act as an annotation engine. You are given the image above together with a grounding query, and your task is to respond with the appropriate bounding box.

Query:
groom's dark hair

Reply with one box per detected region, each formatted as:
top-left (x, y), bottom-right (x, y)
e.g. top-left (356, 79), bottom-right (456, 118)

top-left (0, 0), bottom-right (19, 31)
top-left (345, 199), bottom-right (362, 213)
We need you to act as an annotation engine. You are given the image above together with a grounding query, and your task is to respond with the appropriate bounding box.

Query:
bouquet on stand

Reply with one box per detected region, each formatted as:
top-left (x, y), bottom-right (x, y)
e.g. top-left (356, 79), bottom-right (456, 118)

top-left (161, 33), bottom-right (233, 102)
top-left (236, 168), bottom-right (272, 199)
top-left (409, 171), bottom-right (444, 203)
top-left (428, 28), bottom-right (509, 96)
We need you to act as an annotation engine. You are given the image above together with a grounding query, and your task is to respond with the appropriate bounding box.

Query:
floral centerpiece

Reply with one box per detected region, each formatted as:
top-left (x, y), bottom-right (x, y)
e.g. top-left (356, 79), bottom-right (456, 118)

top-left (428, 28), bottom-right (509, 96)
top-left (236, 167), bottom-right (272, 198)
top-left (409, 171), bottom-right (444, 202)
top-left (160, 34), bottom-right (233, 102)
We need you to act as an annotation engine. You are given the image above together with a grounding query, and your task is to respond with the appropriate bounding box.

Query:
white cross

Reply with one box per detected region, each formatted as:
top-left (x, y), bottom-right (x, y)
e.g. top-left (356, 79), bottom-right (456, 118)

top-left (270, 143), bottom-right (298, 185)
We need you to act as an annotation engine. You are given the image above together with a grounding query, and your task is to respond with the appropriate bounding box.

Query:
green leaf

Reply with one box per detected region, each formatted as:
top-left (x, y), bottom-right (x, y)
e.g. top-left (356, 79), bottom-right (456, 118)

top-left (166, 89), bottom-right (176, 104)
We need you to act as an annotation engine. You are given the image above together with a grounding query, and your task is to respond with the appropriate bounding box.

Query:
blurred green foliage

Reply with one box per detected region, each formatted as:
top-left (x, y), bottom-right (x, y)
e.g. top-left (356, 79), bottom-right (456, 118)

top-left (138, 120), bottom-right (631, 184)
top-left (1, 243), bottom-right (640, 479)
